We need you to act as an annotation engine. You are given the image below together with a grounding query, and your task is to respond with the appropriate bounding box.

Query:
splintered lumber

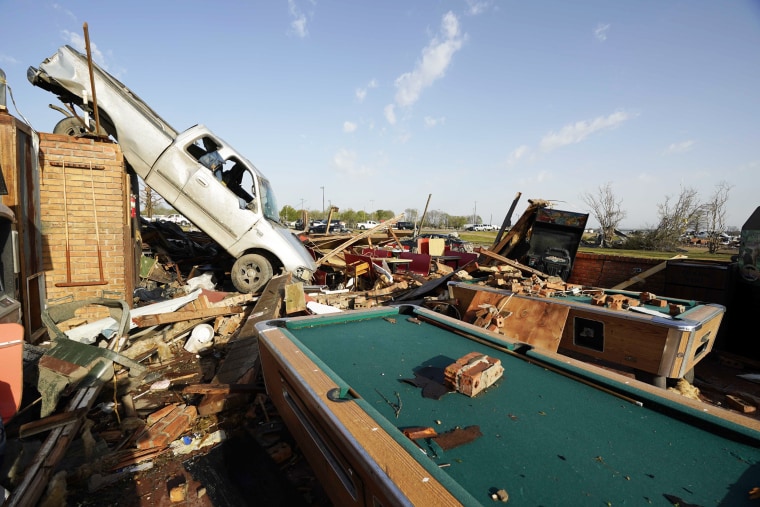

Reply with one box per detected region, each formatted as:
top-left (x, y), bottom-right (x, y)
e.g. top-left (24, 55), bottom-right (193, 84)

top-left (477, 248), bottom-right (549, 278)
top-left (182, 383), bottom-right (263, 395)
top-left (487, 199), bottom-right (548, 260)
top-left (611, 255), bottom-right (687, 290)
top-left (284, 282), bottom-right (307, 314)
top-left (6, 385), bottom-right (102, 507)
top-left (493, 192), bottom-right (522, 248)
top-left (19, 408), bottom-right (88, 438)
top-left (132, 305), bottom-right (243, 327)
top-left (726, 394), bottom-right (756, 414)
top-left (316, 213), bottom-right (404, 266)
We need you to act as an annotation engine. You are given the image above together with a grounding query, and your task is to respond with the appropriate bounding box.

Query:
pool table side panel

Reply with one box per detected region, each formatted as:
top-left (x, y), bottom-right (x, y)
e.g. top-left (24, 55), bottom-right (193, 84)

top-left (560, 308), bottom-right (670, 374)
top-left (258, 330), bottom-right (470, 507)
top-left (671, 305), bottom-right (723, 377)
top-left (560, 305), bottom-right (723, 378)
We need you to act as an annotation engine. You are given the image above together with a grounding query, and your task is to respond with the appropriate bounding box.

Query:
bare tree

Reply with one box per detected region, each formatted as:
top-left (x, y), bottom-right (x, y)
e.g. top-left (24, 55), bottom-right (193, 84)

top-left (648, 185), bottom-right (702, 250)
top-left (702, 181), bottom-right (732, 254)
top-left (404, 208), bottom-right (419, 223)
top-left (581, 183), bottom-right (627, 247)
top-left (140, 184), bottom-right (163, 220)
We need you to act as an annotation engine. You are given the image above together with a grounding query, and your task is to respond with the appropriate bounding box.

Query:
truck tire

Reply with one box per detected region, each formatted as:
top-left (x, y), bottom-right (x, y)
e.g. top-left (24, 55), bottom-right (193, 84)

top-left (53, 117), bottom-right (87, 136)
top-left (231, 253), bottom-right (273, 293)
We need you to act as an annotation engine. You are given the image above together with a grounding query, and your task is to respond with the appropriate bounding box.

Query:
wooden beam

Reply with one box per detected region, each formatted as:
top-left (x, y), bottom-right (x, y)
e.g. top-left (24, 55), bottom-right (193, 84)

top-left (19, 408), bottom-right (88, 438)
top-left (182, 383), bottom-right (264, 395)
top-left (611, 255), bottom-right (687, 290)
top-left (132, 305), bottom-right (243, 327)
top-left (477, 248), bottom-right (549, 278)
top-left (6, 385), bottom-right (102, 507)
top-left (284, 282), bottom-right (307, 314)
top-left (492, 191), bottom-right (521, 248)
top-left (316, 214), bottom-right (404, 266)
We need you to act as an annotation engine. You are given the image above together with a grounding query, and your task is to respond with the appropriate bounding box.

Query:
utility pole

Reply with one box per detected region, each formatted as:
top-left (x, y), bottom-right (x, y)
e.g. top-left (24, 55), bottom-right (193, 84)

top-left (320, 186), bottom-right (324, 213)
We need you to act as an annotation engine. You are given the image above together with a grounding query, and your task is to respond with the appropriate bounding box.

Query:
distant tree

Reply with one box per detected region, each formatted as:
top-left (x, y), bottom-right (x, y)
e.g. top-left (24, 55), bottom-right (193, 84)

top-left (279, 204), bottom-right (299, 223)
top-left (647, 185), bottom-right (702, 250)
top-left (404, 208), bottom-right (419, 223)
top-left (376, 209), bottom-right (394, 221)
top-left (140, 184), bottom-right (164, 220)
top-left (426, 210), bottom-right (443, 228)
top-left (448, 216), bottom-right (468, 230)
top-left (581, 182), bottom-right (626, 247)
top-left (341, 209), bottom-right (358, 226)
top-left (702, 181), bottom-right (732, 254)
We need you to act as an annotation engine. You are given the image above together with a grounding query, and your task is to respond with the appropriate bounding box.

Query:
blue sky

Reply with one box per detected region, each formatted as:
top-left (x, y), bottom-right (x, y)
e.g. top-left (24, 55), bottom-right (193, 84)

top-left (2, 1), bottom-right (759, 229)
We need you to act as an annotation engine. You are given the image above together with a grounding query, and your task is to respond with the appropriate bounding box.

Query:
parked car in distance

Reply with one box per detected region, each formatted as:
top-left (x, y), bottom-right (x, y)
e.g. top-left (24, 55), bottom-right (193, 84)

top-left (166, 214), bottom-right (190, 227)
top-left (393, 221), bottom-right (415, 230)
top-left (356, 220), bottom-right (379, 230)
top-left (309, 220), bottom-right (348, 234)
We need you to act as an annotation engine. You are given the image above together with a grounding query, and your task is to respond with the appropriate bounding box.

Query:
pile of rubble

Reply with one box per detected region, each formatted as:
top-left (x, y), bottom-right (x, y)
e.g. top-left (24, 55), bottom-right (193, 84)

top-left (0, 202), bottom-right (637, 506)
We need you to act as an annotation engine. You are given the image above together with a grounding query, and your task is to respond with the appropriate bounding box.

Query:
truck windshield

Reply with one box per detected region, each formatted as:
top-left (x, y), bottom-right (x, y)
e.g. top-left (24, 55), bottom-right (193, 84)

top-left (259, 177), bottom-right (280, 223)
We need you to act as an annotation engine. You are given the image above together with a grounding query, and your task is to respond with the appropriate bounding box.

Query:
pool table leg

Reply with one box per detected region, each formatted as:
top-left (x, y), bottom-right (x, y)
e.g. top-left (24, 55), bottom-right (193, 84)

top-left (634, 369), bottom-right (667, 389)
top-left (634, 368), bottom-right (694, 388)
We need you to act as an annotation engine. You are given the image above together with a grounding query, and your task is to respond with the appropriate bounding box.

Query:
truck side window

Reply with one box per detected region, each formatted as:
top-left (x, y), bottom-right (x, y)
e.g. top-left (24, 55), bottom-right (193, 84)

top-left (188, 136), bottom-right (221, 168)
top-left (220, 157), bottom-right (255, 208)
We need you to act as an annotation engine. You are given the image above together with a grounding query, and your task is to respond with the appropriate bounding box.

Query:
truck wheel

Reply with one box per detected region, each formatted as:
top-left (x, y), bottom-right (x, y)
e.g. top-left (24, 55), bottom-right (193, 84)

top-left (53, 117), bottom-right (87, 136)
top-left (231, 254), bottom-right (273, 293)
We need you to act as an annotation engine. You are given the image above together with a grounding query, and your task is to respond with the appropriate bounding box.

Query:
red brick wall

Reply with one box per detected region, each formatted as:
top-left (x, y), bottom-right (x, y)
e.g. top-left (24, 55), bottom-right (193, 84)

top-left (39, 134), bottom-right (131, 321)
top-left (568, 252), bottom-right (666, 293)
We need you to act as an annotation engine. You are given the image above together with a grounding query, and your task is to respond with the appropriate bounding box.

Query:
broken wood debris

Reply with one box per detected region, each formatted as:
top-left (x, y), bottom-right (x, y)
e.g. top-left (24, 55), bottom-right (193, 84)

top-left (3, 198), bottom-right (747, 507)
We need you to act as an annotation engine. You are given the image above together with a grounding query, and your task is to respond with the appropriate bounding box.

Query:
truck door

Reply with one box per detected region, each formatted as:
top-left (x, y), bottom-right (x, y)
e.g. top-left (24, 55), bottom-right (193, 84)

top-left (176, 154), bottom-right (261, 245)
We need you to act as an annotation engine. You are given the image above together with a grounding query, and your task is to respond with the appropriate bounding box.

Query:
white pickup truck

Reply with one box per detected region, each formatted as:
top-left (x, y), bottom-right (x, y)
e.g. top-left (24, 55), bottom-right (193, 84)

top-left (356, 220), bottom-right (379, 230)
top-left (29, 45), bottom-right (316, 293)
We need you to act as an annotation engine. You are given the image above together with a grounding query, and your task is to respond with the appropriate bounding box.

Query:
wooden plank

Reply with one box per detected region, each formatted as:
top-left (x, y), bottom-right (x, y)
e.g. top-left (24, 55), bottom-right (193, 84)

top-left (487, 200), bottom-right (545, 259)
top-left (6, 385), bottom-right (101, 507)
top-left (284, 282), bottom-right (307, 315)
top-left (182, 383), bottom-right (263, 395)
top-left (315, 214), bottom-right (404, 266)
top-left (499, 296), bottom-right (569, 352)
top-left (477, 248), bottom-right (549, 278)
top-left (726, 394), bottom-right (756, 413)
top-left (463, 290), bottom-right (568, 352)
top-left (19, 408), bottom-right (88, 438)
top-left (611, 255), bottom-right (687, 290)
top-left (132, 305), bottom-right (243, 327)
top-left (234, 272), bottom-right (291, 340)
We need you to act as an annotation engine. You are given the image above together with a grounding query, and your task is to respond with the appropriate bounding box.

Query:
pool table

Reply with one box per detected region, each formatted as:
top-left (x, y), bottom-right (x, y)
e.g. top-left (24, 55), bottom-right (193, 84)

top-left (256, 305), bottom-right (760, 506)
top-left (448, 282), bottom-right (724, 385)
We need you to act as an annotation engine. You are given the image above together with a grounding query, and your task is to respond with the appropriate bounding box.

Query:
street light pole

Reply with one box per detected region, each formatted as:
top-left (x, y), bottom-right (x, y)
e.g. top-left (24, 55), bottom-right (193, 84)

top-left (320, 186), bottom-right (325, 214)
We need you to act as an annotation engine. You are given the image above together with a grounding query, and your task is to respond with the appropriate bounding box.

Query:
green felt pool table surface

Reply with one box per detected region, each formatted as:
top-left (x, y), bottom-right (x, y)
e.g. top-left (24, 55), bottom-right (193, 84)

top-left (261, 305), bottom-right (760, 506)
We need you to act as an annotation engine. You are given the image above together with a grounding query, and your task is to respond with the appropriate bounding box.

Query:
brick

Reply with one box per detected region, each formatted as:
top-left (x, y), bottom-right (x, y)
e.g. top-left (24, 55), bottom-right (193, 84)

top-left (146, 403), bottom-right (180, 425)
